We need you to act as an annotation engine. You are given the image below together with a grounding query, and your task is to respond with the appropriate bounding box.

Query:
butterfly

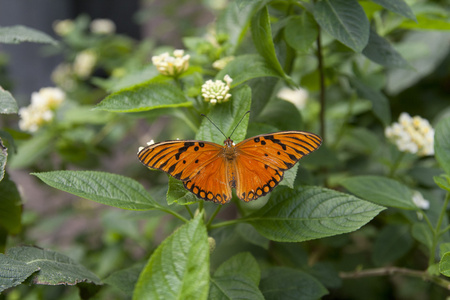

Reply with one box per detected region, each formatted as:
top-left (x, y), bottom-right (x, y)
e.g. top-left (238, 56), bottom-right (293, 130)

top-left (138, 124), bottom-right (322, 204)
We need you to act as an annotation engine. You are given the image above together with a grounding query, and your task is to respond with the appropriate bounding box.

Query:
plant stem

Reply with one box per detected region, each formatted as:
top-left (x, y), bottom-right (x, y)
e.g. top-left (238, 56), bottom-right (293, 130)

top-left (159, 207), bottom-right (189, 223)
top-left (209, 218), bottom-right (243, 229)
top-left (185, 205), bottom-right (194, 218)
top-left (206, 205), bottom-right (222, 228)
top-left (429, 192), bottom-right (450, 266)
top-left (340, 267), bottom-right (450, 290)
top-left (316, 29), bottom-right (326, 141)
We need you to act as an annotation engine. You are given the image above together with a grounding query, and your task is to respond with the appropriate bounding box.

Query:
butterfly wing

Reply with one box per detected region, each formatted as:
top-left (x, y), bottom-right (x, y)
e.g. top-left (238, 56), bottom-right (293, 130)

top-left (234, 131), bottom-right (322, 201)
top-left (138, 140), bottom-right (233, 204)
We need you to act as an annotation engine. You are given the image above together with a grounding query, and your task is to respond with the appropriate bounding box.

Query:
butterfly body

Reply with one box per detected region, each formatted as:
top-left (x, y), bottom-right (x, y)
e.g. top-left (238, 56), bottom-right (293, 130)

top-left (138, 131), bottom-right (322, 204)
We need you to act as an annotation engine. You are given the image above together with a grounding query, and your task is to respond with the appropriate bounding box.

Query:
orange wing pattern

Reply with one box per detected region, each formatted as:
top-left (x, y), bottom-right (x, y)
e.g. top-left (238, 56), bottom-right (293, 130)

top-left (234, 131), bottom-right (322, 201)
top-left (138, 140), bottom-right (223, 181)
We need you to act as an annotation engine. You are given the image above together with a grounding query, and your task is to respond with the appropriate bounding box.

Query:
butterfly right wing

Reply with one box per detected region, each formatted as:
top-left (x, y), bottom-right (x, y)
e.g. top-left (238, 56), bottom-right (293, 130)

top-left (138, 140), bottom-right (224, 181)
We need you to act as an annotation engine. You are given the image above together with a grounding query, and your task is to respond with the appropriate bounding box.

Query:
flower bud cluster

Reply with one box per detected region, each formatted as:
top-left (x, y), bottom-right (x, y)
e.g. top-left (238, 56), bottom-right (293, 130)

top-left (385, 112), bottom-right (434, 156)
top-left (152, 50), bottom-right (190, 77)
top-left (19, 88), bottom-right (65, 132)
top-left (201, 75), bottom-right (233, 105)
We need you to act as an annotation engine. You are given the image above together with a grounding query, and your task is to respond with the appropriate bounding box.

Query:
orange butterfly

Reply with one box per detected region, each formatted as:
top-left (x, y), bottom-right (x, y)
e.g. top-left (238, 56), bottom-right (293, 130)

top-left (138, 125), bottom-right (322, 204)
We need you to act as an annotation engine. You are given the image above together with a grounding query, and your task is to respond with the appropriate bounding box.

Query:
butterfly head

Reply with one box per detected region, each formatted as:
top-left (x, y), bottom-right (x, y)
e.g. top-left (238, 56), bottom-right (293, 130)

top-left (224, 138), bottom-right (235, 148)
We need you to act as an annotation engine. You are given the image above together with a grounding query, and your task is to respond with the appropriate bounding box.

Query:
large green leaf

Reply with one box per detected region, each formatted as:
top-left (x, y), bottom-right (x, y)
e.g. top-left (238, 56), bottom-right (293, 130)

top-left (362, 28), bottom-right (409, 69)
top-left (167, 176), bottom-right (200, 205)
top-left (370, 0), bottom-right (416, 21)
top-left (209, 252), bottom-right (264, 300)
top-left (197, 85), bottom-right (251, 144)
top-left (251, 6), bottom-right (293, 84)
top-left (260, 267), bottom-right (328, 300)
top-left (32, 171), bottom-right (159, 210)
top-left (434, 175), bottom-right (450, 192)
top-left (0, 175), bottom-right (22, 234)
top-left (372, 225), bottom-right (413, 266)
top-left (217, 54), bottom-right (283, 87)
top-left (0, 88), bottom-right (18, 114)
top-left (284, 13), bottom-right (319, 53)
top-left (6, 246), bottom-right (101, 286)
top-left (245, 186), bottom-right (384, 242)
top-left (340, 175), bottom-right (416, 209)
top-left (440, 252), bottom-right (450, 277)
top-left (133, 214), bottom-right (209, 300)
top-left (435, 117), bottom-right (450, 176)
top-left (0, 25), bottom-right (57, 45)
top-left (95, 83), bottom-right (192, 112)
top-left (348, 76), bottom-right (391, 126)
top-left (401, 15), bottom-right (450, 30)
top-left (0, 254), bottom-right (40, 293)
top-left (313, 0), bottom-right (369, 52)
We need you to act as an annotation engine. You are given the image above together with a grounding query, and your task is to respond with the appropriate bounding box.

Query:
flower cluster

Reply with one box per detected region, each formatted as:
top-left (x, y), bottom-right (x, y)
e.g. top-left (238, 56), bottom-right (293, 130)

top-left (90, 19), bottom-right (116, 34)
top-left (385, 113), bottom-right (434, 156)
top-left (152, 50), bottom-right (190, 77)
top-left (19, 88), bottom-right (65, 133)
top-left (53, 19), bottom-right (75, 36)
top-left (73, 49), bottom-right (97, 79)
top-left (201, 75), bottom-right (233, 104)
top-left (212, 56), bottom-right (234, 70)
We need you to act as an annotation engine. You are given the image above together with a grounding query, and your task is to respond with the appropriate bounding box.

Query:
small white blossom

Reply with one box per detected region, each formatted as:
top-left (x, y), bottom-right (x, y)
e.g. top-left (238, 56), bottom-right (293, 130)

top-left (138, 147), bottom-right (144, 153)
top-left (152, 50), bottom-right (190, 77)
top-left (53, 19), bottom-right (74, 36)
top-left (385, 112), bottom-right (434, 156)
top-left (90, 19), bottom-right (116, 34)
top-left (201, 75), bottom-right (232, 105)
top-left (73, 50), bottom-right (97, 79)
top-left (412, 191), bottom-right (430, 210)
top-left (18, 87), bottom-right (65, 132)
top-left (277, 87), bottom-right (309, 110)
top-left (212, 56), bottom-right (234, 70)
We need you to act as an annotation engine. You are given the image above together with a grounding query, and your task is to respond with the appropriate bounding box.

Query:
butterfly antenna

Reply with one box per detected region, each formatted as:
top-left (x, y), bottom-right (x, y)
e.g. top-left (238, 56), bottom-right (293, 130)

top-left (200, 114), bottom-right (227, 139)
top-left (229, 110), bottom-right (250, 139)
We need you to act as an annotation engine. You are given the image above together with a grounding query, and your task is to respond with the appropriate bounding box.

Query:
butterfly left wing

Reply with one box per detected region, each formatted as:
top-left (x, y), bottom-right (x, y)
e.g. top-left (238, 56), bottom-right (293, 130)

top-left (234, 131), bottom-right (322, 201)
top-left (138, 140), bottom-right (224, 181)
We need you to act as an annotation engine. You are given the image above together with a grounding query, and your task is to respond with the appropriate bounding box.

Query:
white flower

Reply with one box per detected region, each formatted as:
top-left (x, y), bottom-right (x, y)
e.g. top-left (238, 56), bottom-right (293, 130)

top-left (212, 56), bottom-right (234, 70)
top-left (51, 63), bottom-right (75, 90)
top-left (201, 75), bottom-right (232, 104)
top-left (90, 19), bottom-right (116, 34)
top-left (152, 49), bottom-right (190, 77)
top-left (73, 50), bottom-right (97, 79)
top-left (412, 191), bottom-right (430, 210)
top-left (277, 87), bottom-right (309, 110)
top-left (385, 112), bottom-right (434, 156)
top-left (53, 19), bottom-right (74, 36)
top-left (18, 87), bottom-right (65, 132)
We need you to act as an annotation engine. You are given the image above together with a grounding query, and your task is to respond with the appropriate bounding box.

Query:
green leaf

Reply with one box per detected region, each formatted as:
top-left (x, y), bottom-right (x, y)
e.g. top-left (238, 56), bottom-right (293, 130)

top-left (439, 252), bottom-right (450, 277)
top-left (401, 15), bottom-right (450, 30)
top-left (9, 131), bottom-right (53, 169)
top-left (217, 54), bottom-right (283, 87)
top-left (340, 175), bottom-right (416, 210)
top-left (209, 252), bottom-right (264, 300)
top-left (6, 246), bottom-right (101, 285)
top-left (348, 77), bottom-right (391, 126)
top-left (362, 28), bottom-right (410, 69)
top-left (32, 171), bottom-right (159, 210)
top-left (197, 85), bottom-right (251, 144)
top-left (134, 214), bottom-right (209, 300)
top-left (95, 83), bottom-right (192, 112)
top-left (258, 99), bottom-right (303, 131)
top-left (0, 138), bottom-right (6, 182)
top-left (260, 267), bottom-right (328, 300)
top-left (245, 186), bottom-right (384, 242)
top-left (0, 25), bottom-right (57, 45)
top-left (0, 175), bottom-right (22, 234)
top-left (251, 6), bottom-right (293, 84)
top-left (284, 13), bottom-right (318, 53)
top-left (370, 0), bottom-right (416, 21)
top-left (434, 175), bottom-right (450, 192)
top-left (412, 223), bottom-right (433, 250)
top-left (167, 176), bottom-right (200, 205)
top-left (279, 164), bottom-right (299, 189)
top-left (236, 223), bottom-right (270, 250)
top-left (62, 105), bottom-right (114, 125)
top-left (372, 225), bottom-right (413, 266)
top-left (104, 263), bottom-right (144, 296)
top-left (435, 117), bottom-right (450, 176)
top-left (313, 0), bottom-right (369, 52)
top-left (0, 254), bottom-right (40, 293)
top-left (0, 88), bottom-right (18, 114)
